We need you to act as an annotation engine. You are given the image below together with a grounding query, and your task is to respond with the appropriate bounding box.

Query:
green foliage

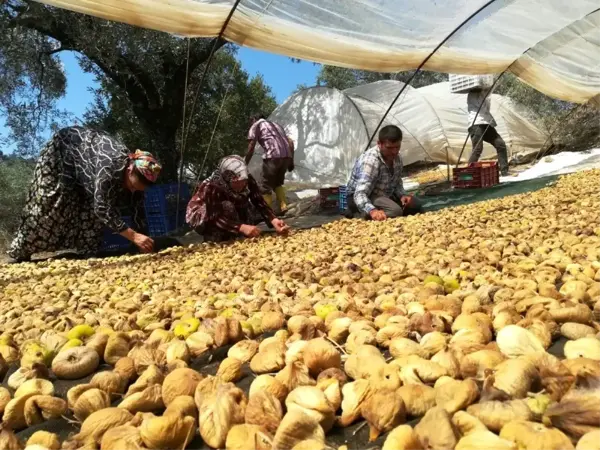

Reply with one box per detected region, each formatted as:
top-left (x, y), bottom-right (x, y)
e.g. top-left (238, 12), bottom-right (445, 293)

top-left (1, 1), bottom-right (276, 180)
top-left (0, 1), bottom-right (73, 155)
top-left (494, 73), bottom-right (572, 132)
top-left (314, 65), bottom-right (448, 90)
top-left (549, 104), bottom-right (600, 153)
top-left (0, 155), bottom-right (34, 250)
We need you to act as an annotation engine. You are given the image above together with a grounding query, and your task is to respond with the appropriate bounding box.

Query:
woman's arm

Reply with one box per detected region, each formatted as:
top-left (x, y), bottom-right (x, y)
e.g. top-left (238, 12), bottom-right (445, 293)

top-left (246, 122), bottom-right (260, 164)
top-left (92, 169), bottom-right (129, 233)
top-left (131, 190), bottom-right (148, 234)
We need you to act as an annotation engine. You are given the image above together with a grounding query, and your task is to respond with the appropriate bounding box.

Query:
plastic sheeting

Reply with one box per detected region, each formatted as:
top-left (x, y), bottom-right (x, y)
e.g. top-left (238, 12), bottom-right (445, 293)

top-left (248, 81), bottom-right (548, 187)
top-left (247, 86), bottom-right (370, 187)
top-left (36, 0), bottom-right (600, 104)
top-left (501, 148), bottom-right (600, 182)
top-left (418, 82), bottom-right (548, 163)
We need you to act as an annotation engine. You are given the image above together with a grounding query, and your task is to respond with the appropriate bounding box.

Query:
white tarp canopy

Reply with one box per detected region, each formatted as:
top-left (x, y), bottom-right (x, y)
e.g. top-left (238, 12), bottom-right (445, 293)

top-left (248, 80), bottom-right (549, 187)
top-left (36, 0), bottom-right (600, 104)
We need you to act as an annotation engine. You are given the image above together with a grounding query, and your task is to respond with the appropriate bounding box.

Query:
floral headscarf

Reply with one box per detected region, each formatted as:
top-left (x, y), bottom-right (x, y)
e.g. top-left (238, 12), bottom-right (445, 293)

top-left (209, 155), bottom-right (250, 198)
top-left (129, 150), bottom-right (162, 183)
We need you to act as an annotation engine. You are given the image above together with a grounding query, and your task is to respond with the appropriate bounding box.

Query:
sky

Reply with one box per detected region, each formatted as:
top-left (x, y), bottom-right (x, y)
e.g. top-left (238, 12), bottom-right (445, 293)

top-left (0, 47), bottom-right (321, 153)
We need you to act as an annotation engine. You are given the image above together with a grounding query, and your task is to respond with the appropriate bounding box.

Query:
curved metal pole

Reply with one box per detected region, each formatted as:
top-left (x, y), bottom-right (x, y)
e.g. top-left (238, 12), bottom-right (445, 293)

top-left (364, 0), bottom-right (498, 150)
top-left (344, 95), bottom-right (371, 144)
top-left (175, 0), bottom-right (243, 229)
top-left (455, 7), bottom-right (600, 169)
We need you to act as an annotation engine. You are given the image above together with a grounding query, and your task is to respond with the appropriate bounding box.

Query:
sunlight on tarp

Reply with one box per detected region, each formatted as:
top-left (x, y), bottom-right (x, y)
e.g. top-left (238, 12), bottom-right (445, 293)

top-left (36, 0), bottom-right (600, 103)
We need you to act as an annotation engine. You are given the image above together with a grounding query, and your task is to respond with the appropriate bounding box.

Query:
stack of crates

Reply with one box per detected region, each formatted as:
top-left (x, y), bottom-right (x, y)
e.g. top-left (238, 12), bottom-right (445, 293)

top-left (319, 186), bottom-right (342, 210)
top-left (144, 183), bottom-right (191, 237)
top-left (452, 162), bottom-right (499, 189)
top-left (449, 74), bottom-right (494, 94)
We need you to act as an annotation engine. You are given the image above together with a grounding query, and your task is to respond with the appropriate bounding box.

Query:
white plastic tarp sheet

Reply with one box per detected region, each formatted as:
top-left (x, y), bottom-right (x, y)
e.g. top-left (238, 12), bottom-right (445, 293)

top-left (248, 86), bottom-right (370, 186)
top-left (417, 82), bottom-right (548, 162)
top-left (500, 148), bottom-right (600, 182)
top-left (248, 81), bottom-right (549, 187)
top-left (35, 0), bottom-right (600, 104)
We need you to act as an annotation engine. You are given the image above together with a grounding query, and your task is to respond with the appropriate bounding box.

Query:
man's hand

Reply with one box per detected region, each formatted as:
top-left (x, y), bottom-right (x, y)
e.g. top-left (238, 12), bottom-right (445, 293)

top-left (400, 195), bottom-right (413, 206)
top-left (133, 233), bottom-right (154, 253)
top-left (239, 224), bottom-right (261, 238)
top-left (287, 163), bottom-right (295, 173)
top-left (271, 218), bottom-right (290, 235)
top-left (369, 209), bottom-right (387, 221)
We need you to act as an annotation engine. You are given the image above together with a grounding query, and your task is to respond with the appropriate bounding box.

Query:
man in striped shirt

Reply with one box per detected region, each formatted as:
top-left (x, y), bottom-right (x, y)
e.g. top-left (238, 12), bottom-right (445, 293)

top-left (246, 114), bottom-right (295, 214)
top-left (345, 125), bottom-right (422, 221)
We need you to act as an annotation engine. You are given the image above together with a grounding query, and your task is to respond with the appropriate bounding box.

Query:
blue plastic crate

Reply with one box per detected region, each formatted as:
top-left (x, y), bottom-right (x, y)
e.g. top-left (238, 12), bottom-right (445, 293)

top-left (339, 186), bottom-right (347, 212)
top-left (144, 183), bottom-right (191, 215)
top-left (101, 216), bottom-right (134, 251)
top-left (146, 209), bottom-right (187, 237)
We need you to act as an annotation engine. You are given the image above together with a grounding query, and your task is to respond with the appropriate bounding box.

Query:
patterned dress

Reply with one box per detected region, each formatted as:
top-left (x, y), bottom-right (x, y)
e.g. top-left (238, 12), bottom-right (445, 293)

top-left (8, 127), bottom-right (145, 260)
top-left (186, 157), bottom-right (276, 243)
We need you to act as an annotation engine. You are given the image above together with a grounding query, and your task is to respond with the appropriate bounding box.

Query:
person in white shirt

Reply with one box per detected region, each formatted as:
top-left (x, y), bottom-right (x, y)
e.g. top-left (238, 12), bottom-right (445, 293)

top-left (467, 88), bottom-right (509, 175)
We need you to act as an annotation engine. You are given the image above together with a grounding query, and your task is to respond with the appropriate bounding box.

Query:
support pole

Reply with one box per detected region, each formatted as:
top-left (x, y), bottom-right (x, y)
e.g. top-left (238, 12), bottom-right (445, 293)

top-left (446, 146), bottom-right (450, 182)
top-left (364, 0), bottom-right (499, 151)
top-left (174, 0), bottom-right (244, 229)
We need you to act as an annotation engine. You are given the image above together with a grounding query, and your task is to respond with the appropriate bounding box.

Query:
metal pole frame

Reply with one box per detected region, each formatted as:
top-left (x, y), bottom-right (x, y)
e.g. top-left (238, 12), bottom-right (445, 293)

top-left (364, 0), bottom-right (499, 151)
top-left (175, 0), bottom-right (244, 229)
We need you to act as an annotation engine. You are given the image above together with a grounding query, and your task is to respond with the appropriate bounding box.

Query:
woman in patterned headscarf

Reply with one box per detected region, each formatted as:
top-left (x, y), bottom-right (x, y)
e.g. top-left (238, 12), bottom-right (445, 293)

top-left (187, 155), bottom-right (289, 242)
top-left (7, 126), bottom-right (162, 262)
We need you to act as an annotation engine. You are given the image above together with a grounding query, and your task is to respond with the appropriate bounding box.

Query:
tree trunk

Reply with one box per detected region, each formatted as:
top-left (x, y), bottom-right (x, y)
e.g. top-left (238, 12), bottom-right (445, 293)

top-left (144, 124), bottom-right (180, 182)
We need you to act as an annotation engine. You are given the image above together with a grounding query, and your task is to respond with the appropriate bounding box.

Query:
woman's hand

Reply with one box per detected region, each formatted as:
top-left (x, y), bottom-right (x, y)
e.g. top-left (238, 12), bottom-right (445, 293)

top-left (120, 227), bottom-right (154, 253)
top-left (271, 218), bottom-right (290, 235)
top-left (133, 232), bottom-right (154, 253)
top-left (239, 224), bottom-right (261, 238)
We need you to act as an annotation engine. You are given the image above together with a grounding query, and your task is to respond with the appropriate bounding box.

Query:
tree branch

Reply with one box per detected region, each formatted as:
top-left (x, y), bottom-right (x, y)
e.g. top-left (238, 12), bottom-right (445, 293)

top-left (5, 1), bottom-right (231, 153)
top-left (43, 46), bottom-right (72, 56)
top-left (10, 10), bottom-right (156, 120)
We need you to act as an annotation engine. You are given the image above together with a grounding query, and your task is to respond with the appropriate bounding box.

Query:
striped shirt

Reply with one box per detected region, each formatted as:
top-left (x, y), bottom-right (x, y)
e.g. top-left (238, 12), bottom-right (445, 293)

top-left (248, 119), bottom-right (291, 159)
top-left (346, 147), bottom-right (405, 214)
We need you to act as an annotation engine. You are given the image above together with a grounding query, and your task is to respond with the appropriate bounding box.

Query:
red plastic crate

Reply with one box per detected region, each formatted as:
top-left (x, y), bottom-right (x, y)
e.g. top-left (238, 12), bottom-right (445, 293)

top-left (452, 162), bottom-right (499, 189)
